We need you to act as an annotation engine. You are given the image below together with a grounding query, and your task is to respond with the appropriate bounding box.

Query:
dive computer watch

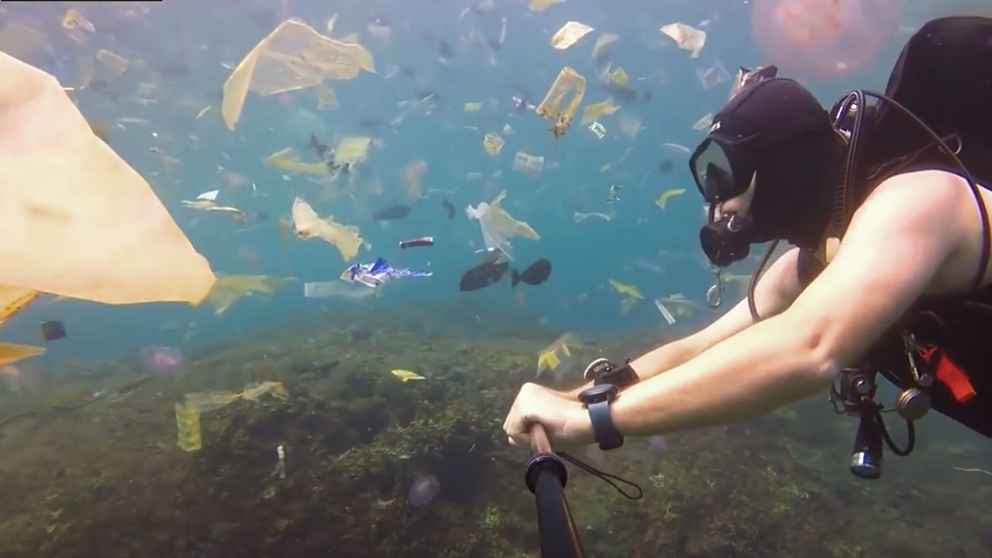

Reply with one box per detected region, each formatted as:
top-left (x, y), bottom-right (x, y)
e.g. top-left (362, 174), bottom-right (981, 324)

top-left (583, 357), bottom-right (640, 389)
top-left (578, 383), bottom-right (623, 451)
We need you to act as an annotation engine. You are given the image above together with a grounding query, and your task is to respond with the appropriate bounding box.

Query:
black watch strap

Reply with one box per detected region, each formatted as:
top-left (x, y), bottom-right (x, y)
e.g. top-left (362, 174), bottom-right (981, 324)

top-left (580, 384), bottom-right (624, 451)
top-left (588, 399), bottom-right (624, 451)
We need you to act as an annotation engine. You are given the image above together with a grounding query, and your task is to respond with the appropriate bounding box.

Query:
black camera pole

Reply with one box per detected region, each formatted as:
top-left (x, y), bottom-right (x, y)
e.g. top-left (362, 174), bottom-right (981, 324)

top-left (524, 425), bottom-right (587, 558)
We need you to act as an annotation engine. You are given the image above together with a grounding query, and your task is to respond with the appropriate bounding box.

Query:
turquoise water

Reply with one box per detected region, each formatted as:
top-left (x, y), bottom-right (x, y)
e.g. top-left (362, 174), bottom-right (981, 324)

top-left (2, 1), bottom-right (992, 556)
top-left (2, 0), bottom-right (984, 361)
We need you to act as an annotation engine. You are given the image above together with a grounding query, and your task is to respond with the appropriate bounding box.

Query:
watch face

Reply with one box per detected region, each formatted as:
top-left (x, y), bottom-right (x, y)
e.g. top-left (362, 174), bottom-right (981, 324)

top-left (583, 357), bottom-right (611, 380)
top-left (580, 383), bottom-right (618, 403)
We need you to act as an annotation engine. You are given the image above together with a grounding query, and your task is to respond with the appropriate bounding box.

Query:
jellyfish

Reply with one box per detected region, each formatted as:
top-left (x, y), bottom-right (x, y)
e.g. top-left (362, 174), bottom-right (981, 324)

top-left (750, 0), bottom-right (899, 81)
top-left (140, 345), bottom-right (184, 377)
top-left (408, 473), bottom-right (440, 507)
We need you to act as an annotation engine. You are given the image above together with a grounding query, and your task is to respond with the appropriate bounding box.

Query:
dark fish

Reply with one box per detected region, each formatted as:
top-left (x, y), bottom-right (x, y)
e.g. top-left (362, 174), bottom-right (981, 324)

top-left (88, 79), bottom-right (116, 99)
top-left (643, 91), bottom-right (652, 102)
top-left (358, 117), bottom-right (385, 129)
top-left (511, 259), bottom-right (552, 287)
top-left (592, 51), bottom-right (611, 76)
top-left (308, 133), bottom-right (328, 159)
top-left (328, 160), bottom-right (352, 175)
top-left (397, 64), bottom-right (417, 78)
top-left (459, 261), bottom-right (509, 292)
top-left (598, 83), bottom-right (639, 103)
top-left (438, 40), bottom-right (455, 61)
top-left (442, 199), bottom-right (455, 219)
top-left (39, 320), bottom-right (66, 341)
top-left (373, 204), bottom-right (411, 221)
top-left (253, 211), bottom-right (270, 223)
top-left (659, 160), bottom-right (673, 174)
top-left (154, 60), bottom-right (192, 79)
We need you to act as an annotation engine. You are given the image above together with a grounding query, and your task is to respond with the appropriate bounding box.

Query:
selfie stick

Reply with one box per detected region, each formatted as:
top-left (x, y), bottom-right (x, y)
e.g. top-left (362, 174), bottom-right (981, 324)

top-left (524, 424), bottom-right (586, 558)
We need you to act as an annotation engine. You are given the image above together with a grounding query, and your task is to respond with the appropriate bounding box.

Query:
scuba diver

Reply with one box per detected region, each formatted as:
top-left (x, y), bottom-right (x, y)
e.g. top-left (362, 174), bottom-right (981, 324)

top-left (503, 16), bottom-right (992, 479)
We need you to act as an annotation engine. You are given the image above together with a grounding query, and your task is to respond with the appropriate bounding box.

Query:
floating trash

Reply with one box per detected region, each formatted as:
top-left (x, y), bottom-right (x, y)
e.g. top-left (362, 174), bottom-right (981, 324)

top-left (341, 258), bottom-right (431, 288)
top-left (174, 402), bottom-right (202, 452)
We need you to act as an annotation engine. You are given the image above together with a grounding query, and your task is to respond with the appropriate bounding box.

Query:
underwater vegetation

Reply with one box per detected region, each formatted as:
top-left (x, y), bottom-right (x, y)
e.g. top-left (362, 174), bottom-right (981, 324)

top-left (0, 306), bottom-right (989, 558)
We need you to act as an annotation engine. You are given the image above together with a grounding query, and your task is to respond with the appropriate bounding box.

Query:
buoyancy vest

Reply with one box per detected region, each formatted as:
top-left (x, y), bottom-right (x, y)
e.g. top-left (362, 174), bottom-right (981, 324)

top-left (797, 16), bottom-right (992, 439)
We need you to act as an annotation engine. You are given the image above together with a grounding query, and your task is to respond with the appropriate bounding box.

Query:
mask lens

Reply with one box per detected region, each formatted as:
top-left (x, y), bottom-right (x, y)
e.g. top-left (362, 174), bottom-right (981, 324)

top-left (690, 140), bottom-right (737, 203)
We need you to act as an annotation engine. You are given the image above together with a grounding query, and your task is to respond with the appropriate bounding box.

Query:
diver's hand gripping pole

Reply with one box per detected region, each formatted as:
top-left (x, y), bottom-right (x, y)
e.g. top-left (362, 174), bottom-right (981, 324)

top-left (524, 424), bottom-right (587, 558)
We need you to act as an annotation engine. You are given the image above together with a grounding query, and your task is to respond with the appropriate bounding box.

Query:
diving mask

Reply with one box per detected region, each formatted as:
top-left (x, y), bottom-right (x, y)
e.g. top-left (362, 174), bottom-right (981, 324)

top-left (690, 136), bottom-right (760, 267)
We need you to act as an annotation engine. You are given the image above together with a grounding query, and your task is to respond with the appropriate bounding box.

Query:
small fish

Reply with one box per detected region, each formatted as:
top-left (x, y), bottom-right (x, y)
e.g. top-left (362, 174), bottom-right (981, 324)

top-left (392, 369), bottom-right (426, 382)
top-left (592, 51), bottom-right (611, 79)
top-left (598, 83), bottom-right (639, 103)
top-left (442, 199), bottom-right (456, 219)
top-left (511, 258), bottom-right (552, 287)
top-left (659, 160), bottom-right (673, 174)
top-left (39, 320), bottom-right (66, 341)
top-left (358, 118), bottom-right (385, 129)
top-left (607, 184), bottom-right (622, 204)
top-left (154, 60), bottom-right (192, 79)
top-left (308, 133), bottom-right (328, 159)
top-left (459, 260), bottom-right (509, 292)
top-left (437, 41), bottom-right (455, 62)
top-left (372, 204), bottom-right (411, 221)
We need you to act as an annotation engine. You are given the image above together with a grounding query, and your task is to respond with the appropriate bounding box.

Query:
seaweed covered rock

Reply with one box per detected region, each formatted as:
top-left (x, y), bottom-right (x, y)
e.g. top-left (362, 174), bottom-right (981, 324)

top-left (0, 322), bottom-right (989, 558)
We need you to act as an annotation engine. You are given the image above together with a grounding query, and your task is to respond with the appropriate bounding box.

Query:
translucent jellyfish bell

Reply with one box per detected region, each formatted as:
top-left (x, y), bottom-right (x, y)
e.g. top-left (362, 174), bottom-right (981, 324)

top-left (750, 0), bottom-right (899, 81)
top-left (408, 473), bottom-right (440, 507)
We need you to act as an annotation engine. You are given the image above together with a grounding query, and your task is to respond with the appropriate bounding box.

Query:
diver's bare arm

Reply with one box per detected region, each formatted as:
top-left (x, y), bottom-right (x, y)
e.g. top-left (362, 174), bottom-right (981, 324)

top-left (561, 248), bottom-right (803, 399)
top-left (605, 172), bottom-right (964, 439)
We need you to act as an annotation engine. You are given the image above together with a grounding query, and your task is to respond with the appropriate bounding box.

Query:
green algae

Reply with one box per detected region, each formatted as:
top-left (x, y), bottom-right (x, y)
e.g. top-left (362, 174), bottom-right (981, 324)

top-left (0, 310), bottom-right (988, 558)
